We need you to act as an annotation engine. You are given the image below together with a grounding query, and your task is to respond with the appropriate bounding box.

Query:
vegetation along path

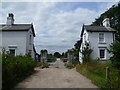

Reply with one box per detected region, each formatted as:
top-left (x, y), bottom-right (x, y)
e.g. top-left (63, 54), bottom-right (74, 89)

top-left (15, 59), bottom-right (98, 88)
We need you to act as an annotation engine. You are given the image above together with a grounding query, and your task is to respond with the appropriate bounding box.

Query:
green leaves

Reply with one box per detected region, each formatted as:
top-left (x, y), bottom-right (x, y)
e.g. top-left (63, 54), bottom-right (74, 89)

top-left (2, 53), bottom-right (36, 89)
top-left (81, 42), bottom-right (93, 63)
top-left (108, 42), bottom-right (120, 69)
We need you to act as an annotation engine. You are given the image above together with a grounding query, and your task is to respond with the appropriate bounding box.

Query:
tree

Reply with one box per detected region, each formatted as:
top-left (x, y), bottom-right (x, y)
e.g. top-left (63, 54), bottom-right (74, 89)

top-left (61, 52), bottom-right (64, 56)
top-left (54, 52), bottom-right (61, 58)
top-left (108, 42), bottom-right (120, 69)
top-left (81, 42), bottom-right (93, 63)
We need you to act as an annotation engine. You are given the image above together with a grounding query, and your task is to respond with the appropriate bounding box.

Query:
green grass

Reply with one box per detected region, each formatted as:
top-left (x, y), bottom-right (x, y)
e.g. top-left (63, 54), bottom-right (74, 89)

top-left (76, 60), bottom-right (120, 89)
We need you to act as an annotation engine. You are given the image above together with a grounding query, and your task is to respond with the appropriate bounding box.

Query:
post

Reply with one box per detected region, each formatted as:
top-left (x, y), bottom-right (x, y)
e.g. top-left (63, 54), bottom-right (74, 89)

top-left (106, 67), bottom-right (109, 81)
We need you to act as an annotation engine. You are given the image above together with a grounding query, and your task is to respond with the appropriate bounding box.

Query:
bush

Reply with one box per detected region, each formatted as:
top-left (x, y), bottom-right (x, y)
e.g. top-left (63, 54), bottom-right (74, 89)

top-left (2, 53), bottom-right (37, 89)
top-left (36, 62), bottom-right (42, 67)
top-left (42, 62), bottom-right (49, 68)
top-left (80, 42), bottom-right (92, 63)
top-left (64, 62), bottom-right (74, 69)
top-left (108, 42), bottom-right (120, 69)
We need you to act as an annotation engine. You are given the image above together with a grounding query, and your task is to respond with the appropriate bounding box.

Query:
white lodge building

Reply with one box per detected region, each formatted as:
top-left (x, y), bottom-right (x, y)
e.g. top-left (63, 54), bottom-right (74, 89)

top-left (79, 17), bottom-right (116, 63)
top-left (0, 13), bottom-right (36, 59)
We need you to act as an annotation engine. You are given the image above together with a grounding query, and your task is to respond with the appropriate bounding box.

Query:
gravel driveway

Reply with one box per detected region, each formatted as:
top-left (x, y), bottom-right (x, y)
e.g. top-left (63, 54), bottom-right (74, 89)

top-left (15, 59), bottom-right (98, 88)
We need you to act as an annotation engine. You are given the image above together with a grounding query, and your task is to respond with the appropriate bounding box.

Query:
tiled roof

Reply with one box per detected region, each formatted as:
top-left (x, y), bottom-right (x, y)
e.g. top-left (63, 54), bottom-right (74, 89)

top-left (0, 24), bottom-right (35, 37)
top-left (84, 25), bottom-right (116, 32)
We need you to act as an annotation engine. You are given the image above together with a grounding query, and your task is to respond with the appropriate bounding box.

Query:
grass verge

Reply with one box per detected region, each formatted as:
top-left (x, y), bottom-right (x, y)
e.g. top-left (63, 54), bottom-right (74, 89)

top-left (76, 60), bottom-right (120, 89)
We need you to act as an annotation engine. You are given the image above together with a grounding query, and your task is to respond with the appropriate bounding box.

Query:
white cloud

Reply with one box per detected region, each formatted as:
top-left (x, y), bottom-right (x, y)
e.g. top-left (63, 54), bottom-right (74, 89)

top-left (1, 2), bottom-right (115, 54)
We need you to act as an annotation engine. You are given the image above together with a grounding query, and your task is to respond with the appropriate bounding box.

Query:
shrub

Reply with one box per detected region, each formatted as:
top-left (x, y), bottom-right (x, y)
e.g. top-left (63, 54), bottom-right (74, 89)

top-left (80, 42), bottom-right (92, 63)
top-left (36, 62), bottom-right (42, 67)
top-left (108, 42), bottom-right (120, 69)
top-left (2, 53), bottom-right (36, 89)
top-left (42, 62), bottom-right (49, 68)
top-left (64, 62), bottom-right (74, 69)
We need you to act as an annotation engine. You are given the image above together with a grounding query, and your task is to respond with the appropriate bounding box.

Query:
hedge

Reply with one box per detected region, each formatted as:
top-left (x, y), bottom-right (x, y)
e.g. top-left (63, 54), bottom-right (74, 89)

top-left (2, 53), bottom-right (36, 89)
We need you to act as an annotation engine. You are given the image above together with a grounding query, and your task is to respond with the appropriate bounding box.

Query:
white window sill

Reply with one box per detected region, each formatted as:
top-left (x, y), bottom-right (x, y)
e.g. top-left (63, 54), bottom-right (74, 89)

top-left (100, 58), bottom-right (107, 60)
top-left (99, 42), bottom-right (106, 44)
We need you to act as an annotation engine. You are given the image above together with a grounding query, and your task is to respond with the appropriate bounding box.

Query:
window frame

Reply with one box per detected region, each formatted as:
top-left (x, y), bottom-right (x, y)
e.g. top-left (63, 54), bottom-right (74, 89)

top-left (9, 48), bottom-right (16, 56)
top-left (8, 45), bottom-right (17, 56)
top-left (99, 48), bottom-right (106, 59)
top-left (99, 33), bottom-right (105, 43)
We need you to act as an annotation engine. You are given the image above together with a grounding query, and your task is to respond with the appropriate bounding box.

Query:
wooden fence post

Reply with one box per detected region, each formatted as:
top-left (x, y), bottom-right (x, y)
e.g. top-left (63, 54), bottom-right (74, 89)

top-left (106, 67), bottom-right (109, 81)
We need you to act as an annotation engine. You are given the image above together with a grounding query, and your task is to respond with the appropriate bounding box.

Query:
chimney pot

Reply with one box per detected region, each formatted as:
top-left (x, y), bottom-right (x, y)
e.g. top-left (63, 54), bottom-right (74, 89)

top-left (102, 16), bottom-right (110, 27)
top-left (6, 13), bottom-right (14, 25)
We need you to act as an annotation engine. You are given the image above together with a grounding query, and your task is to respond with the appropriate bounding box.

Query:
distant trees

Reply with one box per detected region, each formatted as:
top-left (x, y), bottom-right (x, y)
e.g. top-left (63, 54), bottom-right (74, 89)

top-left (54, 52), bottom-right (61, 58)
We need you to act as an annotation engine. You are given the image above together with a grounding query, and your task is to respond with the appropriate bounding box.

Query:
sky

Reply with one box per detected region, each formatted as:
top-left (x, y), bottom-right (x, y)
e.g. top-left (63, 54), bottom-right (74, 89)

top-left (1, 2), bottom-right (118, 54)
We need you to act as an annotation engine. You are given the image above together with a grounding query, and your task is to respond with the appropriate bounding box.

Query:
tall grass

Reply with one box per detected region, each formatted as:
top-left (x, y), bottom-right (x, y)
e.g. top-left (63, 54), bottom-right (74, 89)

top-left (76, 60), bottom-right (120, 88)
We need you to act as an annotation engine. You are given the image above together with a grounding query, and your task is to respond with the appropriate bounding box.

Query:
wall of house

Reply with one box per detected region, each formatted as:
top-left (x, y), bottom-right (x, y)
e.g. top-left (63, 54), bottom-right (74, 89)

top-left (26, 28), bottom-right (35, 59)
top-left (2, 31), bottom-right (27, 56)
top-left (88, 31), bottom-right (114, 60)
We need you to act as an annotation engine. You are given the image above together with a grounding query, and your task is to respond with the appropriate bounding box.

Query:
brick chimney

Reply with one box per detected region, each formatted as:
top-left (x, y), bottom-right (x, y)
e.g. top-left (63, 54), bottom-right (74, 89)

top-left (102, 16), bottom-right (110, 27)
top-left (6, 13), bottom-right (14, 25)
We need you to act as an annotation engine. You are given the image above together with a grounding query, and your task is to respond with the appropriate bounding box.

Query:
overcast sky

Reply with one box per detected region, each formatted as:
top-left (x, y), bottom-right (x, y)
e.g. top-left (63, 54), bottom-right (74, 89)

top-left (1, 2), bottom-right (117, 54)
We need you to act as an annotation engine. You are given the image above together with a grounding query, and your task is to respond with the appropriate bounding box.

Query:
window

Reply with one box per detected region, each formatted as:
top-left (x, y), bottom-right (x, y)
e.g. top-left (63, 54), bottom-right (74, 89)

top-left (29, 35), bottom-right (32, 45)
top-left (99, 33), bottom-right (104, 42)
top-left (9, 49), bottom-right (15, 56)
top-left (99, 49), bottom-right (105, 59)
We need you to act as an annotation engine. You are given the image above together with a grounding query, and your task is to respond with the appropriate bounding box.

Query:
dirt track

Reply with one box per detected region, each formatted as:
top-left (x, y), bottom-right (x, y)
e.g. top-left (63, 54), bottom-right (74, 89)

top-left (15, 59), bottom-right (98, 88)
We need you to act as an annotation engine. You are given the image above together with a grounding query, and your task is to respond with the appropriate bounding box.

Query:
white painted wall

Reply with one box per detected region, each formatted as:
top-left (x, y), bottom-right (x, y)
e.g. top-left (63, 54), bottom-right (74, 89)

top-left (79, 29), bottom-right (114, 63)
top-left (1, 29), bottom-right (35, 59)
top-left (2, 31), bottom-right (27, 56)
top-left (88, 32), bottom-right (114, 60)
top-left (26, 28), bottom-right (35, 59)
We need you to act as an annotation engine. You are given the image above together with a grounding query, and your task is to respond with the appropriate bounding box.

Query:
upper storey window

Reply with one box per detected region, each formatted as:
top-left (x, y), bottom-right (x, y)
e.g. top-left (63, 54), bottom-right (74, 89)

top-left (99, 33), bottom-right (104, 42)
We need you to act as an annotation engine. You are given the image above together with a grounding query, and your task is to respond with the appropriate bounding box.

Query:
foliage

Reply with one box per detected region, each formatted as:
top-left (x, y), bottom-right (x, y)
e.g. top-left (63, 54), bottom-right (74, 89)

top-left (47, 54), bottom-right (56, 62)
top-left (61, 52), bottom-right (65, 57)
top-left (71, 48), bottom-right (79, 62)
top-left (76, 60), bottom-right (120, 88)
top-left (108, 42), bottom-right (120, 69)
top-left (47, 53), bottom-right (55, 58)
top-left (54, 52), bottom-right (61, 58)
top-left (62, 52), bottom-right (68, 58)
top-left (2, 52), bottom-right (36, 89)
top-left (92, 3), bottom-right (120, 34)
top-left (42, 62), bottom-right (49, 68)
top-left (36, 62), bottom-right (43, 67)
top-left (64, 62), bottom-right (74, 69)
top-left (81, 42), bottom-right (92, 63)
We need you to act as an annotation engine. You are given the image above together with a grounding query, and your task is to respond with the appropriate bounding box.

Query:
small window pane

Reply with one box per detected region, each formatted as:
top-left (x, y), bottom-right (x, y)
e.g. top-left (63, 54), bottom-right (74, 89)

top-left (9, 49), bottom-right (15, 56)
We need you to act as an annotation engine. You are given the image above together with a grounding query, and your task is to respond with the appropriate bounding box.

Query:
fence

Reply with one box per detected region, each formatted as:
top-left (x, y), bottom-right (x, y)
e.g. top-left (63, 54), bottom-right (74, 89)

top-left (105, 67), bottom-right (120, 88)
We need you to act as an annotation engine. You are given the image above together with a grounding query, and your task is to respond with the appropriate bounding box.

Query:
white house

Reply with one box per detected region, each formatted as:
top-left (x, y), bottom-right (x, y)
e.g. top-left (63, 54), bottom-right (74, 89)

top-left (79, 17), bottom-right (116, 63)
top-left (0, 13), bottom-right (36, 59)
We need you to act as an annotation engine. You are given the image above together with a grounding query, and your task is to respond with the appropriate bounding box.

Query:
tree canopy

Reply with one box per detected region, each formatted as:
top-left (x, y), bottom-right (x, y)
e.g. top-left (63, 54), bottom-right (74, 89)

top-left (54, 52), bottom-right (61, 58)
